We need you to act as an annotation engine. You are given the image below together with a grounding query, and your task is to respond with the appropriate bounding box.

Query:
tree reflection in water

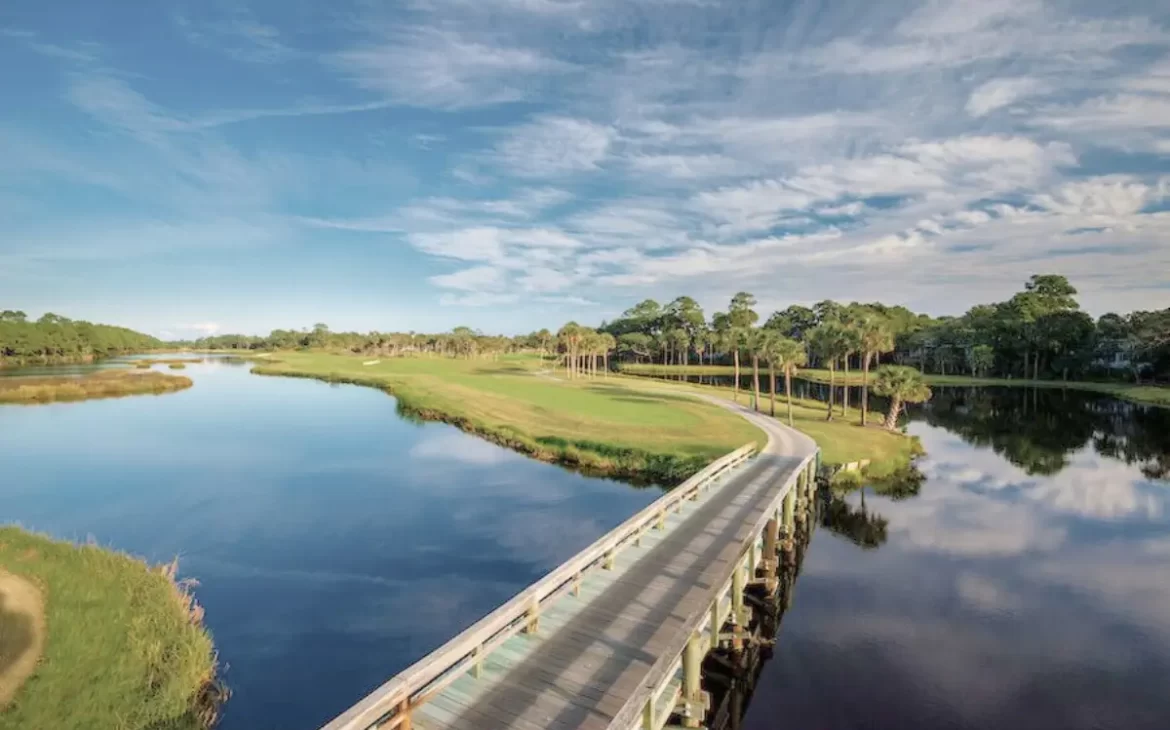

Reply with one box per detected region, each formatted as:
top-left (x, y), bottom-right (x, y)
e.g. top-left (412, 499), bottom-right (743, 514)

top-left (820, 489), bottom-right (889, 549)
top-left (915, 387), bottom-right (1170, 480)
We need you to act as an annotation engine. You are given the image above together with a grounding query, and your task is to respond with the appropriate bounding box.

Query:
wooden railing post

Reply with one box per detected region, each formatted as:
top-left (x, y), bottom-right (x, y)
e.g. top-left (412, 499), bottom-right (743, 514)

top-left (396, 700), bottom-right (412, 730)
top-left (523, 595), bottom-right (539, 634)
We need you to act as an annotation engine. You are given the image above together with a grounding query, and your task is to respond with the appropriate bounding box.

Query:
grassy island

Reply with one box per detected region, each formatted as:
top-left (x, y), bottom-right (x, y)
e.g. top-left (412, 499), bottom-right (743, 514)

top-left (0, 371), bottom-right (193, 405)
top-left (0, 526), bottom-right (221, 729)
top-left (616, 363), bottom-right (1170, 408)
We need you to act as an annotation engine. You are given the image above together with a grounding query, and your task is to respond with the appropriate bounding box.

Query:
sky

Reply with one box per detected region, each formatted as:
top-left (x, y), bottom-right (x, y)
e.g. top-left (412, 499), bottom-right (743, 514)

top-left (2, 0), bottom-right (1170, 338)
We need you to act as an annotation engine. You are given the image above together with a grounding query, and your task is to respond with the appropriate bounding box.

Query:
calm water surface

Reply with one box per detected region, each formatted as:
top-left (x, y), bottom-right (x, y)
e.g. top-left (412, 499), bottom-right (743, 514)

top-left (0, 358), bottom-right (663, 729)
top-left (4, 362), bottom-right (1170, 729)
top-left (744, 387), bottom-right (1170, 730)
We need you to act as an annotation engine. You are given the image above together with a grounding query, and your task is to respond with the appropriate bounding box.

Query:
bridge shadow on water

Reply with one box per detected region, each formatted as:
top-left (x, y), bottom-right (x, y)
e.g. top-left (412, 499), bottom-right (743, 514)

top-left (443, 453), bottom-right (813, 730)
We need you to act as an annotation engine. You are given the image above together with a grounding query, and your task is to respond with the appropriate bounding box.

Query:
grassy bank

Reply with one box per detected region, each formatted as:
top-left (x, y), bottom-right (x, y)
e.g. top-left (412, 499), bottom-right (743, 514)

top-left (0, 526), bottom-right (221, 730)
top-left (128, 358), bottom-right (205, 367)
top-left (609, 373), bottom-right (920, 477)
top-left (251, 352), bottom-right (764, 483)
top-left (617, 363), bottom-right (1170, 408)
top-left (0, 371), bottom-right (193, 405)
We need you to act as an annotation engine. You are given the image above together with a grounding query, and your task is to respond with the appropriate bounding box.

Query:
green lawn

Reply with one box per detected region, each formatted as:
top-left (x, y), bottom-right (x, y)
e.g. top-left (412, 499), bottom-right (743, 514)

top-left (609, 374), bottom-right (920, 477)
top-left (617, 363), bottom-right (1170, 408)
top-left (0, 527), bottom-right (220, 730)
top-left (252, 351), bottom-right (918, 479)
top-left (251, 352), bottom-right (765, 482)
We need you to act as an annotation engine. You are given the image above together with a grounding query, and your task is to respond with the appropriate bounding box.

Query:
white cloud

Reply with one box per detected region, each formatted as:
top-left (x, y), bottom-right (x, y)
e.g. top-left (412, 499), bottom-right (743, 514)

top-left (1033, 176), bottom-right (1158, 218)
top-left (493, 116), bottom-right (614, 177)
top-left (626, 153), bottom-right (743, 180)
top-left (331, 28), bottom-right (572, 109)
top-left (967, 77), bottom-right (1047, 116)
top-left (7, 0), bottom-right (1170, 323)
top-left (429, 265), bottom-right (506, 292)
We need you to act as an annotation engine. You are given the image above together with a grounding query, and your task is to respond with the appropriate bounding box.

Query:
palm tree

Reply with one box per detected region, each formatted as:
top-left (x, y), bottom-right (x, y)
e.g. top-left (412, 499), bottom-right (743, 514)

top-left (557, 322), bottom-right (583, 378)
top-left (761, 330), bottom-right (780, 417)
top-left (742, 328), bottom-right (767, 412)
top-left (840, 324), bottom-right (862, 417)
top-left (712, 313), bottom-right (740, 403)
top-left (599, 332), bottom-right (616, 377)
top-left (773, 336), bottom-right (807, 427)
top-left (692, 327), bottom-right (709, 367)
top-left (809, 323), bottom-right (849, 421)
top-left (858, 318), bottom-right (895, 427)
top-left (871, 365), bottom-right (933, 430)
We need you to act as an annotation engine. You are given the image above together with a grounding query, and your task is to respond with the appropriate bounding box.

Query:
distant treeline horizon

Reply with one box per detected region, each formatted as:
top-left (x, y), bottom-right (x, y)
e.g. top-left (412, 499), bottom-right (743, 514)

top-left (175, 275), bottom-right (1170, 384)
top-left (5, 274), bottom-right (1169, 382)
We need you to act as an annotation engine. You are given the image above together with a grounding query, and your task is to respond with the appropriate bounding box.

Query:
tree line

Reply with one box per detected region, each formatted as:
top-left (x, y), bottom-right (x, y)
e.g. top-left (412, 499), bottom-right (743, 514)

top-left (0, 311), bottom-right (163, 366)
top-left (599, 274), bottom-right (1170, 384)
top-left (590, 290), bottom-right (930, 428)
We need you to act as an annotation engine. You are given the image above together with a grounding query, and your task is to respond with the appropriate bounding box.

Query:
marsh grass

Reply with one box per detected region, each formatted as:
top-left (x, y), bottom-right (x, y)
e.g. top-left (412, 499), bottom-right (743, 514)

top-left (0, 527), bottom-right (223, 730)
top-left (0, 371), bottom-right (193, 404)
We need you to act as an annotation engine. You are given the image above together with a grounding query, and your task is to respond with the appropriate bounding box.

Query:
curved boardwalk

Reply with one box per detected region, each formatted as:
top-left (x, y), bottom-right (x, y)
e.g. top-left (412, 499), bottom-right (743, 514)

top-left (326, 398), bottom-right (818, 730)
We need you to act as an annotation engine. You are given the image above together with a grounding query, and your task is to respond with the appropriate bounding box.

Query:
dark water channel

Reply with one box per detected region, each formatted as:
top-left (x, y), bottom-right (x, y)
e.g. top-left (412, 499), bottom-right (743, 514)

top-left (3, 362), bottom-right (1169, 729)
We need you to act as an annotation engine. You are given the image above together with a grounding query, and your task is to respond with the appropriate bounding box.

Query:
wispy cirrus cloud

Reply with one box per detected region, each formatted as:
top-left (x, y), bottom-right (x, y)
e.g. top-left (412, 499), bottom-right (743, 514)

top-left (2, 0), bottom-right (1170, 331)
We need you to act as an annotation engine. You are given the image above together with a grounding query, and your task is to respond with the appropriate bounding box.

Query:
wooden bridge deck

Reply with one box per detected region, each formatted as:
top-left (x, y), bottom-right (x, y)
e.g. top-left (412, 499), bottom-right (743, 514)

top-left (324, 399), bottom-right (818, 730)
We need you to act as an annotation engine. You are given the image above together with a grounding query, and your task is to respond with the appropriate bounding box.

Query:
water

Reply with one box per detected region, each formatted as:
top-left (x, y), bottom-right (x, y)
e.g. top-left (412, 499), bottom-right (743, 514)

top-left (742, 387), bottom-right (1170, 730)
top-left (5, 362), bottom-right (1169, 729)
top-left (0, 358), bottom-right (662, 729)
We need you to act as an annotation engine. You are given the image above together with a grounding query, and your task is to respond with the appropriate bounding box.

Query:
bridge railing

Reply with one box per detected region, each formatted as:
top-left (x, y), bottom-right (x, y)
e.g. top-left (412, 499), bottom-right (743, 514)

top-left (320, 442), bottom-right (760, 730)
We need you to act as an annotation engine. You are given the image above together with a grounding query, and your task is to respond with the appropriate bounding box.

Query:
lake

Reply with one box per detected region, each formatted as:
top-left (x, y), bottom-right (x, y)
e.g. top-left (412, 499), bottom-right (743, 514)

top-left (2, 362), bottom-right (1169, 729)
top-left (743, 386), bottom-right (1170, 730)
top-left (0, 357), bottom-right (664, 729)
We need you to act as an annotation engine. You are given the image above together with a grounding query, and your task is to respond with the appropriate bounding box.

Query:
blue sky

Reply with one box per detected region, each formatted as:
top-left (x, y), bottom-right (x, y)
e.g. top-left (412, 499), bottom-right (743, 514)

top-left (2, 0), bottom-right (1169, 338)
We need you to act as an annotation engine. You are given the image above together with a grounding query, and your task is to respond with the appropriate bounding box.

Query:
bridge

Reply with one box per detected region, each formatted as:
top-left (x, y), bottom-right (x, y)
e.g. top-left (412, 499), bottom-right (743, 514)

top-left (323, 398), bottom-right (821, 730)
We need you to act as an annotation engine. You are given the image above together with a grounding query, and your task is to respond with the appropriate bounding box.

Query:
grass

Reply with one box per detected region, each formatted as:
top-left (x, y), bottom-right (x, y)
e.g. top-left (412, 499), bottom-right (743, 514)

top-left (617, 363), bottom-right (1170, 408)
top-left (251, 351), bottom-right (917, 480)
top-left (168, 363), bottom-right (186, 370)
top-left (251, 352), bottom-right (765, 483)
top-left (0, 371), bottom-right (193, 405)
top-left (129, 359), bottom-right (204, 367)
top-left (0, 526), bottom-right (222, 730)
top-left (608, 373), bottom-right (920, 477)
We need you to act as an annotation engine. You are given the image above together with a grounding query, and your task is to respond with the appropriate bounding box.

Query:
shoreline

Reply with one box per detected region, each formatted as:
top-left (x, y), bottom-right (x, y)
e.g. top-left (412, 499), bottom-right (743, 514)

top-left (616, 363), bottom-right (1170, 408)
top-left (251, 366), bottom-right (722, 484)
top-left (0, 526), bottom-right (224, 728)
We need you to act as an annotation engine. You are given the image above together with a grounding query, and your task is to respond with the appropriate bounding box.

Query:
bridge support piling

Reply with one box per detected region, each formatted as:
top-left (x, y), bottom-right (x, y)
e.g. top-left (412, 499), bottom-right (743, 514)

top-left (681, 632), bottom-right (708, 728)
top-left (731, 557), bottom-right (750, 650)
top-left (762, 516), bottom-right (779, 594)
top-left (781, 489), bottom-right (796, 552)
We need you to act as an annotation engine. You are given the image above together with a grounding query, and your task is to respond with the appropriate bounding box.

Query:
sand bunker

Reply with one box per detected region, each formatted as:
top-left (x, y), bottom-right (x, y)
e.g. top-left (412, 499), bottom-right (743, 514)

top-left (0, 571), bottom-right (45, 707)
